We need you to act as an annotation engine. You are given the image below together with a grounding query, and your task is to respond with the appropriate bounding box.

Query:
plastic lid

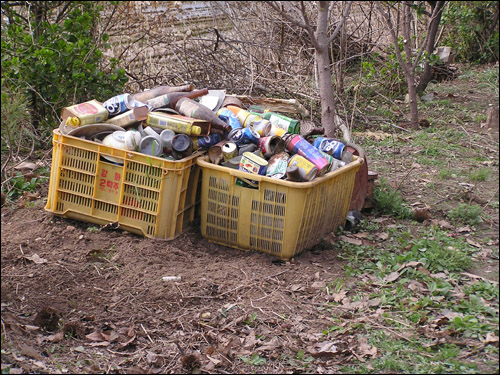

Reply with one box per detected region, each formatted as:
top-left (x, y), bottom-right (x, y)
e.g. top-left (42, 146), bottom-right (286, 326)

top-left (66, 116), bottom-right (80, 126)
top-left (191, 125), bottom-right (202, 136)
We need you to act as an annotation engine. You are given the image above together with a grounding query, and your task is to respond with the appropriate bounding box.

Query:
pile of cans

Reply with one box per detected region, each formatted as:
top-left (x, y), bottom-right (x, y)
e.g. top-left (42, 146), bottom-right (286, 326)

top-left (207, 104), bottom-right (354, 184)
top-left (58, 85), bottom-right (353, 176)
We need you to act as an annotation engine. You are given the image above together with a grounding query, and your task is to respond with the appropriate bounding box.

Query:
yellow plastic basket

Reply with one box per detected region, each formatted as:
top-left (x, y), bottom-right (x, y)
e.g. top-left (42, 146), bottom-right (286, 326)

top-left (196, 155), bottom-right (363, 259)
top-left (45, 129), bottom-right (203, 240)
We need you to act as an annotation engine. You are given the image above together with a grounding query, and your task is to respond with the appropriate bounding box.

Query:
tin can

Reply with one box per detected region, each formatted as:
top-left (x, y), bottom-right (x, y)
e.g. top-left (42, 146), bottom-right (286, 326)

top-left (228, 127), bottom-right (260, 146)
top-left (192, 134), bottom-right (221, 150)
top-left (288, 154), bottom-right (318, 181)
top-left (258, 136), bottom-right (285, 158)
top-left (330, 158), bottom-right (346, 172)
top-left (139, 135), bottom-right (162, 157)
top-left (103, 94), bottom-right (132, 117)
top-left (222, 142), bottom-right (238, 161)
top-left (284, 134), bottom-right (330, 176)
top-left (266, 152), bottom-right (289, 179)
top-left (160, 129), bottom-right (176, 154)
top-left (239, 152), bottom-right (268, 176)
top-left (312, 137), bottom-right (345, 160)
top-left (208, 140), bottom-right (228, 165)
top-left (265, 123), bottom-right (287, 137)
top-left (62, 100), bottom-right (109, 127)
top-left (262, 111), bottom-right (300, 134)
top-left (171, 134), bottom-right (193, 160)
top-left (221, 155), bottom-right (243, 170)
top-left (216, 108), bottom-right (243, 130)
top-left (238, 143), bottom-right (258, 155)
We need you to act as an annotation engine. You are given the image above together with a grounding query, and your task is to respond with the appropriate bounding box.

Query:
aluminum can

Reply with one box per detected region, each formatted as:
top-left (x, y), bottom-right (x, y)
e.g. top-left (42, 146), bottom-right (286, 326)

top-left (103, 94), bottom-right (131, 117)
top-left (288, 154), bottom-right (318, 181)
top-left (216, 108), bottom-right (243, 130)
top-left (192, 134), bottom-right (221, 150)
top-left (313, 137), bottom-right (345, 160)
top-left (266, 152), bottom-right (289, 179)
top-left (228, 127), bottom-right (260, 146)
top-left (258, 136), bottom-right (285, 158)
top-left (284, 134), bottom-right (330, 176)
top-left (222, 142), bottom-right (238, 161)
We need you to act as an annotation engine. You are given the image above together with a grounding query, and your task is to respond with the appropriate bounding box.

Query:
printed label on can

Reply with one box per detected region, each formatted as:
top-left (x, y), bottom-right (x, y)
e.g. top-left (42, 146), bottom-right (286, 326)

top-left (268, 114), bottom-right (290, 131)
top-left (266, 153), bottom-right (288, 179)
top-left (288, 154), bottom-right (317, 181)
top-left (103, 94), bottom-right (129, 116)
top-left (239, 152), bottom-right (268, 175)
top-left (314, 138), bottom-right (344, 160)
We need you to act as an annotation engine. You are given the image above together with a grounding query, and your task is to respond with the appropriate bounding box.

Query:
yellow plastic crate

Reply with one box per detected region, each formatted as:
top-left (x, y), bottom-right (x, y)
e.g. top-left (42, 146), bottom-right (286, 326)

top-left (196, 155), bottom-right (363, 260)
top-left (45, 129), bottom-right (203, 240)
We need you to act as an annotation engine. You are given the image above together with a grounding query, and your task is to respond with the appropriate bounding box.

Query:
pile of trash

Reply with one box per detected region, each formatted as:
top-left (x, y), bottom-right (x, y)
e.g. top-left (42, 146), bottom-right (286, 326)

top-left (59, 84), bottom-right (354, 181)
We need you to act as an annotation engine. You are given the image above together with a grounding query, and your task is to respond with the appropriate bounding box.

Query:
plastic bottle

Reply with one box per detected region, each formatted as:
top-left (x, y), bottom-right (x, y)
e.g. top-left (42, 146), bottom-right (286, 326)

top-left (146, 88), bottom-right (209, 110)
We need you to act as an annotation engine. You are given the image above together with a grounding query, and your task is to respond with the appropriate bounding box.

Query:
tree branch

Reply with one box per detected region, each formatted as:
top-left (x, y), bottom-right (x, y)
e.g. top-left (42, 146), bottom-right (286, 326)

top-left (328, 1), bottom-right (353, 44)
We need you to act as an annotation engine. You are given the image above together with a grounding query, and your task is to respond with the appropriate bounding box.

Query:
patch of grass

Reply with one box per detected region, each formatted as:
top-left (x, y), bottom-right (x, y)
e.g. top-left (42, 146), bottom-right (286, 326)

top-left (469, 168), bottom-right (490, 182)
top-left (447, 203), bottom-right (483, 226)
top-left (439, 168), bottom-right (457, 180)
top-left (372, 178), bottom-right (412, 219)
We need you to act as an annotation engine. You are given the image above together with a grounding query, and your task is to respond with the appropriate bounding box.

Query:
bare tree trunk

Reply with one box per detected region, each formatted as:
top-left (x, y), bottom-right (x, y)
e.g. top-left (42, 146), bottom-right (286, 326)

top-left (316, 46), bottom-right (337, 136)
top-left (416, 1), bottom-right (445, 95)
top-left (265, 1), bottom-right (352, 137)
top-left (315, 1), bottom-right (338, 136)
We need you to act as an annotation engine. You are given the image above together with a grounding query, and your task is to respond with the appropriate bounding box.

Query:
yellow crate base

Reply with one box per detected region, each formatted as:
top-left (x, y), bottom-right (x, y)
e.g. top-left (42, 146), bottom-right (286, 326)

top-left (197, 155), bottom-right (363, 260)
top-left (45, 129), bottom-right (202, 240)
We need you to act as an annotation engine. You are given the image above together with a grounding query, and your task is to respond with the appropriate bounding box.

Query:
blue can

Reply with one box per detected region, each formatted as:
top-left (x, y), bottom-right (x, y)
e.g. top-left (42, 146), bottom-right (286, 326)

top-left (216, 108), bottom-right (243, 130)
top-left (103, 94), bottom-right (130, 117)
top-left (228, 126), bottom-right (260, 146)
top-left (312, 137), bottom-right (345, 160)
top-left (192, 133), bottom-right (221, 150)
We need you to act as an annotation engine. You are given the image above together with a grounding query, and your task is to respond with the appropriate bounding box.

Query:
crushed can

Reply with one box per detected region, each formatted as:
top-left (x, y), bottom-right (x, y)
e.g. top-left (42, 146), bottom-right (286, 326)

top-left (266, 152), bottom-right (289, 179)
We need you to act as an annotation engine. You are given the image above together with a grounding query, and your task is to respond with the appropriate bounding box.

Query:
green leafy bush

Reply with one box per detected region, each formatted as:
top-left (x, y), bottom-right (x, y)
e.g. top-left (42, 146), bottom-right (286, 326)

top-left (1, 1), bottom-right (128, 142)
top-left (441, 1), bottom-right (499, 63)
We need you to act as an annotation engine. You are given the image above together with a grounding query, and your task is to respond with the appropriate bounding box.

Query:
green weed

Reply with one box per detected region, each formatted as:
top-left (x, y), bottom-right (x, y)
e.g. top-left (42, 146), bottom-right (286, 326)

top-left (372, 178), bottom-right (412, 219)
top-left (447, 203), bottom-right (483, 225)
top-left (469, 168), bottom-right (490, 182)
top-left (239, 353), bottom-right (266, 366)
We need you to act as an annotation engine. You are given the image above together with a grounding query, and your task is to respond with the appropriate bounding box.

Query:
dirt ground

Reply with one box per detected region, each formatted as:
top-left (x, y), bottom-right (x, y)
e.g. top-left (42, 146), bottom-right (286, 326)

top-left (1, 65), bottom-right (499, 374)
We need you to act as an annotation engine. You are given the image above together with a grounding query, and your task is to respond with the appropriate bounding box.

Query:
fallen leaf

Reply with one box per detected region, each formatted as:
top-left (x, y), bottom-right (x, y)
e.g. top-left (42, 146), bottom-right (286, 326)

top-left (332, 291), bottom-right (347, 302)
top-left (384, 271), bottom-right (401, 283)
top-left (86, 331), bottom-right (106, 341)
top-left (14, 161), bottom-right (39, 170)
top-left (357, 336), bottom-right (378, 358)
top-left (23, 254), bottom-right (47, 264)
top-left (352, 232), bottom-right (370, 238)
top-left (396, 261), bottom-right (424, 272)
top-left (375, 232), bottom-right (389, 241)
top-left (485, 333), bottom-right (499, 346)
top-left (311, 281), bottom-right (326, 289)
top-left (456, 226), bottom-right (471, 233)
top-left (206, 354), bottom-right (221, 366)
top-left (338, 235), bottom-right (362, 246)
top-left (289, 284), bottom-right (305, 292)
top-left (466, 238), bottom-right (482, 248)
